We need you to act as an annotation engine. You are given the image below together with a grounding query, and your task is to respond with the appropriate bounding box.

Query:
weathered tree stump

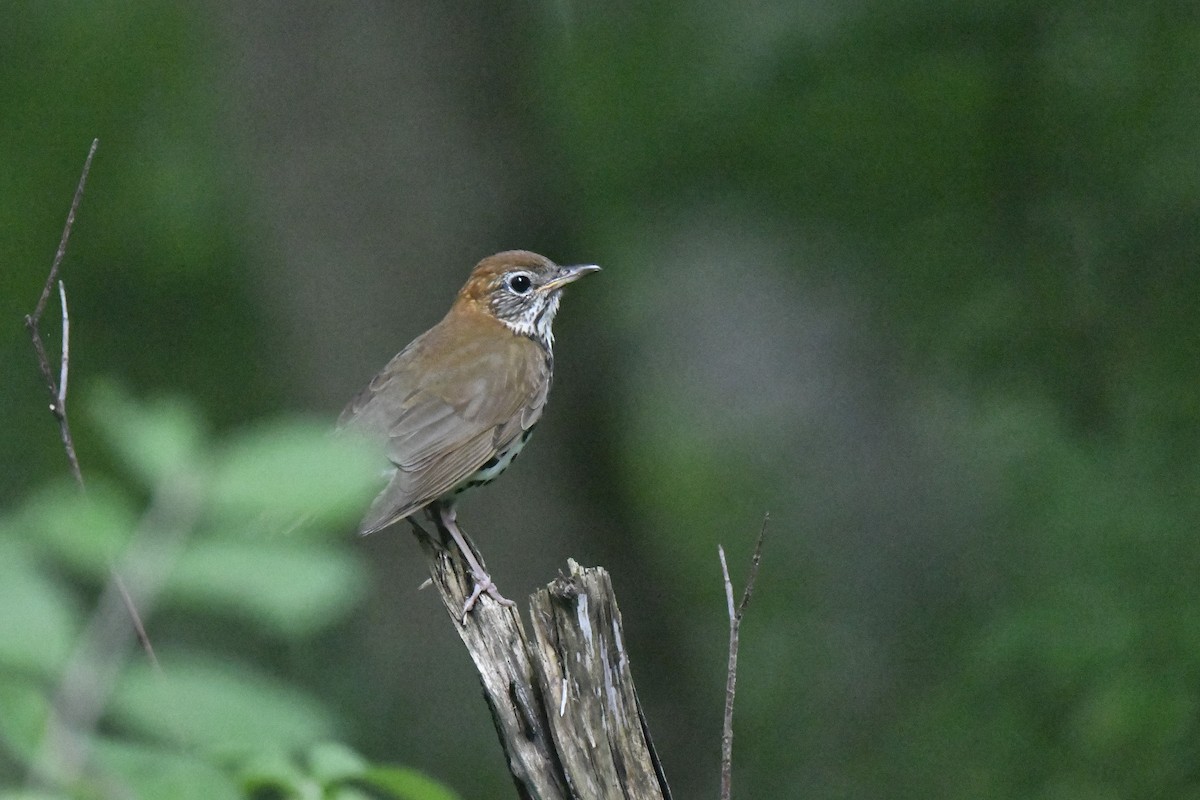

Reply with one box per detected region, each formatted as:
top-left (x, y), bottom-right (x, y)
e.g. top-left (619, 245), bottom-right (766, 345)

top-left (413, 522), bottom-right (671, 800)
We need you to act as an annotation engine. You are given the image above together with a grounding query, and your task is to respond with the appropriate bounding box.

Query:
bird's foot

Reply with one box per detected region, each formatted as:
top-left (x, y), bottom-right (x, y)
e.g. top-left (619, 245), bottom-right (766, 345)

top-left (461, 569), bottom-right (515, 621)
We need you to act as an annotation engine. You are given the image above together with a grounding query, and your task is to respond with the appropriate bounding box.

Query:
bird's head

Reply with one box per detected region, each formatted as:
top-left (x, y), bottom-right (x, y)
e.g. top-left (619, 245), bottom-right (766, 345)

top-left (456, 250), bottom-right (600, 348)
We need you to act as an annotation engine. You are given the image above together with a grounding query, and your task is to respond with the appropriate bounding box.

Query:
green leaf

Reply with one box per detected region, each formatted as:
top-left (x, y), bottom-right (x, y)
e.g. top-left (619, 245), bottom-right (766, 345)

top-left (14, 478), bottom-right (138, 578)
top-left (307, 741), bottom-right (367, 783)
top-left (238, 750), bottom-right (322, 800)
top-left (109, 653), bottom-right (338, 756)
top-left (359, 766), bottom-right (463, 800)
top-left (328, 787), bottom-right (375, 800)
top-left (90, 738), bottom-right (241, 800)
top-left (0, 677), bottom-right (53, 763)
top-left (0, 539), bottom-right (77, 675)
top-left (207, 420), bottom-right (379, 526)
top-left (163, 539), bottom-right (368, 637)
top-left (88, 382), bottom-right (206, 488)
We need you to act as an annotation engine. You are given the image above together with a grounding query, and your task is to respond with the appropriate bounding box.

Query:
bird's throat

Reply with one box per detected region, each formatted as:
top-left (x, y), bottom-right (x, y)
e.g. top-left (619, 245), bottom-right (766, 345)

top-left (493, 291), bottom-right (560, 351)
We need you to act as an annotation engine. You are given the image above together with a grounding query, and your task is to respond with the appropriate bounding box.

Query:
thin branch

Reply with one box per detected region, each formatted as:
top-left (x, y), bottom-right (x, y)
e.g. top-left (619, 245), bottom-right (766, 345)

top-left (22, 141), bottom-right (169, 786)
top-left (113, 573), bottom-right (161, 673)
top-left (719, 548), bottom-right (736, 623)
top-left (717, 548), bottom-right (737, 800)
top-left (24, 138), bottom-right (97, 489)
top-left (50, 281), bottom-right (85, 490)
top-left (30, 139), bottom-right (97, 323)
top-left (57, 281), bottom-right (70, 408)
top-left (719, 512), bottom-right (770, 800)
top-left (738, 513), bottom-right (768, 618)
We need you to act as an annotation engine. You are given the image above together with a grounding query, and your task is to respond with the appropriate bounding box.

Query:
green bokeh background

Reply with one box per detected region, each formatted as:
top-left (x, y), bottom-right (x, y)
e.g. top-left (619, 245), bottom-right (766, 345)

top-left (4, 2), bottom-right (1200, 798)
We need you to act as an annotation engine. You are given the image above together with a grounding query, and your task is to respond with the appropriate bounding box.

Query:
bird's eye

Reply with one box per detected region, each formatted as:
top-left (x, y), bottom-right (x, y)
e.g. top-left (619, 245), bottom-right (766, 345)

top-left (507, 274), bottom-right (532, 294)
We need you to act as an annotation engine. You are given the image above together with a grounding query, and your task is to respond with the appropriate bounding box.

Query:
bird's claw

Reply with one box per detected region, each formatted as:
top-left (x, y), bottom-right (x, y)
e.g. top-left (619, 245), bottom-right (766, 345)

top-left (460, 571), bottom-right (515, 622)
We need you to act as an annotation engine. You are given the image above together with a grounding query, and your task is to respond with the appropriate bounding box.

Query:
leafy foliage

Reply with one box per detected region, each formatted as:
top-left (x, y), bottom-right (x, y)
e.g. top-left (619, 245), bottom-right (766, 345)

top-left (0, 389), bottom-right (457, 800)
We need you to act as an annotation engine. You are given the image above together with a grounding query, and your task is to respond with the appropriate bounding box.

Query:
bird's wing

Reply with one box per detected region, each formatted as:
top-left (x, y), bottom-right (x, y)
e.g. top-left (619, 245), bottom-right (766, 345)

top-left (339, 321), bottom-right (549, 534)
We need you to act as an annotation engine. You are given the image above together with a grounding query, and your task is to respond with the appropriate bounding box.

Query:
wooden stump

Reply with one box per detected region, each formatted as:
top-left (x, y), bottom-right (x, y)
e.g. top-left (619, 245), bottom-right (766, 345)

top-left (414, 524), bottom-right (671, 800)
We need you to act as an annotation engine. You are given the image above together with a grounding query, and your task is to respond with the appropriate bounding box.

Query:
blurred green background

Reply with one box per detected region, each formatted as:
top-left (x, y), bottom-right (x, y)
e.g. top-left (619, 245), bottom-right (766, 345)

top-left (4, 1), bottom-right (1200, 798)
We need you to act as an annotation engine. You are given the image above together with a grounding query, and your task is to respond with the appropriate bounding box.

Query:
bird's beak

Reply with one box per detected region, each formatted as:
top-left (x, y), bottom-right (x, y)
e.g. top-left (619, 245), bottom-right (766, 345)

top-left (540, 264), bottom-right (601, 293)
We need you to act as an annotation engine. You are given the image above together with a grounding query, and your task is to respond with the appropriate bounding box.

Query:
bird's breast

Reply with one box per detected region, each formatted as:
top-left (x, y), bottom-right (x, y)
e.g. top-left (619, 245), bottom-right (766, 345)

top-left (444, 425), bottom-right (537, 499)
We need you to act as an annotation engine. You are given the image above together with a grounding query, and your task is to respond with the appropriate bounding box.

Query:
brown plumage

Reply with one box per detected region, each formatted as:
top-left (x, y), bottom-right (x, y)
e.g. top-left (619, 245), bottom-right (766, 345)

top-left (338, 250), bottom-right (599, 615)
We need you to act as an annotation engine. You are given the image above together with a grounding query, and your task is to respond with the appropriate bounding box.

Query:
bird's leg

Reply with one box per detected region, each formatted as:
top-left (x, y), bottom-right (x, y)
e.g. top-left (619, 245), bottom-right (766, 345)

top-left (435, 504), bottom-right (515, 618)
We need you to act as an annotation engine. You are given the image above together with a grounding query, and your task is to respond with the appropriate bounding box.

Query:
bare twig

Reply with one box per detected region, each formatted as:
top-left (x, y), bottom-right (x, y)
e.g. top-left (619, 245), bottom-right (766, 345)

top-left (718, 513), bottom-right (770, 800)
top-left (113, 572), bottom-right (161, 673)
top-left (57, 281), bottom-right (70, 409)
top-left (23, 141), bottom-right (173, 785)
top-left (24, 138), bottom-right (97, 489)
top-left (30, 139), bottom-right (97, 322)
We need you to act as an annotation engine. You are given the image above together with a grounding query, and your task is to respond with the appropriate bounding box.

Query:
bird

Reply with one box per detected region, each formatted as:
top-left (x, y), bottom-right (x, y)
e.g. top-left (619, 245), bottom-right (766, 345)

top-left (337, 250), bottom-right (600, 617)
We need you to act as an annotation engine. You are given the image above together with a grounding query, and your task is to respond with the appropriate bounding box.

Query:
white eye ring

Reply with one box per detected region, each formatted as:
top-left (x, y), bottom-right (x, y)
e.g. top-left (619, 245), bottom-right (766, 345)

top-left (507, 273), bottom-right (533, 294)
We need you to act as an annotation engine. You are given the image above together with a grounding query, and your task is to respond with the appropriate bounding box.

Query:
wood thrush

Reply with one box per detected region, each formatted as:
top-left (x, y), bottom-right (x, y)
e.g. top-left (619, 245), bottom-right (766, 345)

top-left (338, 250), bottom-right (599, 616)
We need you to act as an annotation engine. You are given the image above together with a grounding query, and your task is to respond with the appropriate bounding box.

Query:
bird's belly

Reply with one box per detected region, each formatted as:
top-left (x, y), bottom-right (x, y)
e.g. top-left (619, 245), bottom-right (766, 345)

top-left (447, 427), bottom-right (534, 498)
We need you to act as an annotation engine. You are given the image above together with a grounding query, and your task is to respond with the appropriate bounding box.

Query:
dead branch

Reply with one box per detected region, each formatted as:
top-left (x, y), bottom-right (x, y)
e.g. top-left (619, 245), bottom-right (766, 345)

top-left (24, 138), bottom-right (97, 488)
top-left (718, 513), bottom-right (769, 800)
top-left (23, 140), bottom-right (176, 787)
